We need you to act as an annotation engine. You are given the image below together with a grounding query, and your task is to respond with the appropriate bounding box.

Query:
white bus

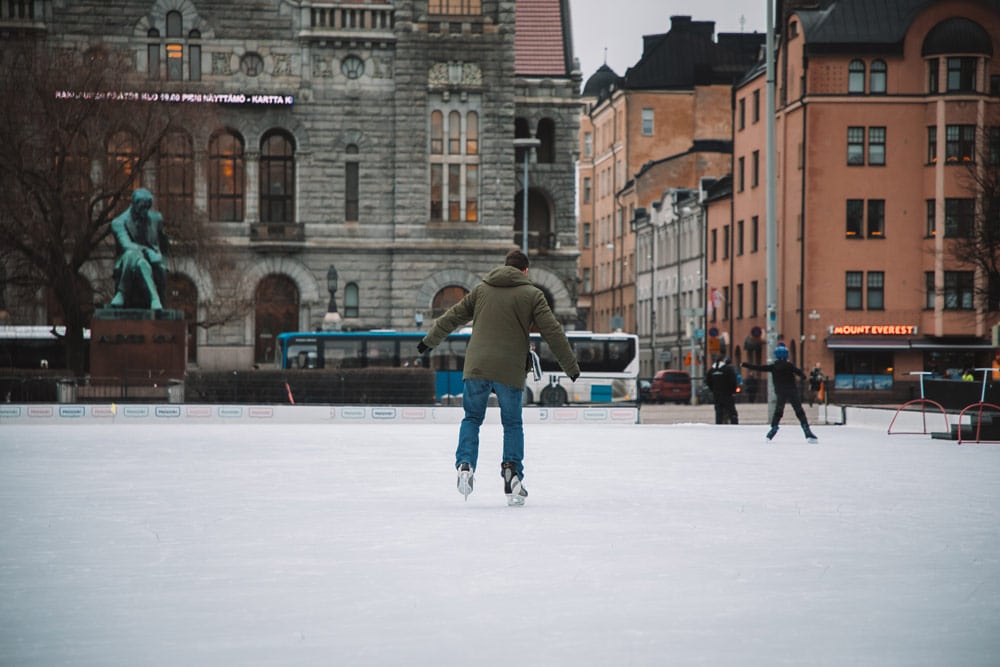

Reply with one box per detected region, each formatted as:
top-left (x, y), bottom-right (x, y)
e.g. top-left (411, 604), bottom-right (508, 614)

top-left (526, 331), bottom-right (639, 406)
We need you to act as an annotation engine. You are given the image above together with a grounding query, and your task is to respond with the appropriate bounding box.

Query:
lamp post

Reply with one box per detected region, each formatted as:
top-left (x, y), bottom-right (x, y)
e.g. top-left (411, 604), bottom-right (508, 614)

top-left (323, 264), bottom-right (342, 331)
top-left (513, 137), bottom-right (541, 254)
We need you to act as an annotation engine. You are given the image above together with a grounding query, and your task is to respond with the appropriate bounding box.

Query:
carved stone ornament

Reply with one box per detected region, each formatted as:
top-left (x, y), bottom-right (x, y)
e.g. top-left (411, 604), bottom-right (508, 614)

top-left (428, 61), bottom-right (482, 87)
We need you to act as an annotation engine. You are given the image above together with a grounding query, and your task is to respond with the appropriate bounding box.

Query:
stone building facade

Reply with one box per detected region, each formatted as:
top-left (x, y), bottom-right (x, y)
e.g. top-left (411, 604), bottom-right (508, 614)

top-left (1, 0), bottom-right (581, 369)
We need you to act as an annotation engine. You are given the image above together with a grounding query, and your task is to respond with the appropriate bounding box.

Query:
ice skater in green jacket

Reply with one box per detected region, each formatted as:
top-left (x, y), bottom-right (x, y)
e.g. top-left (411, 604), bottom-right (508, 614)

top-left (419, 249), bottom-right (580, 505)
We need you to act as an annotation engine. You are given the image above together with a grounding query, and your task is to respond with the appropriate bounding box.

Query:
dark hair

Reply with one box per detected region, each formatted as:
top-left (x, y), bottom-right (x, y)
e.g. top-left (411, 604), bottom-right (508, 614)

top-left (505, 249), bottom-right (529, 271)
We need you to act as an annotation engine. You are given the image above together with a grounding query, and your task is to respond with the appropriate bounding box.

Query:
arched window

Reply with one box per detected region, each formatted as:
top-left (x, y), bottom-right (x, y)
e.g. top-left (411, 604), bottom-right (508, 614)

top-left (344, 282), bottom-right (360, 318)
top-left (537, 118), bottom-right (556, 163)
top-left (167, 273), bottom-right (198, 363)
top-left (208, 130), bottom-right (245, 222)
top-left (260, 130), bottom-right (296, 223)
top-left (165, 11), bottom-right (183, 81)
top-left (432, 285), bottom-right (468, 319)
top-left (107, 130), bottom-right (142, 192)
top-left (870, 60), bottom-right (887, 94)
top-left (158, 130), bottom-right (194, 224)
top-left (848, 59), bottom-right (865, 94)
top-left (255, 274), bottom-right (299, 364)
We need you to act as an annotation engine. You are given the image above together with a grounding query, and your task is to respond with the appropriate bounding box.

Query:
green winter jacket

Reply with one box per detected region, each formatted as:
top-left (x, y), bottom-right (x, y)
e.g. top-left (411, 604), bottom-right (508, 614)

top-left (422, 265), bottom-right (580, 389)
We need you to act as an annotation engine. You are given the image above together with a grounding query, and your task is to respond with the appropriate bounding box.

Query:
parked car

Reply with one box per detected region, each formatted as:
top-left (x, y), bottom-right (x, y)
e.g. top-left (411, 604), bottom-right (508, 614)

top-left (650, 369), bottom-right (692, 404)
top-left (638, 378), bottom-right (653, 403)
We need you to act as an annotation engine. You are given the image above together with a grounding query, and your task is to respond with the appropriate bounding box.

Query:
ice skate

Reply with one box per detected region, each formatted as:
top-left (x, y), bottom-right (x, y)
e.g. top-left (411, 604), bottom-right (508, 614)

top-left (766, 425), bottom-right (779, 441)
top-left (803, 426), bottom-right (818, 444)
top-left (457, 462), bottom-right (474, 500)
top-left (501, 461), bottom-right (528, 507)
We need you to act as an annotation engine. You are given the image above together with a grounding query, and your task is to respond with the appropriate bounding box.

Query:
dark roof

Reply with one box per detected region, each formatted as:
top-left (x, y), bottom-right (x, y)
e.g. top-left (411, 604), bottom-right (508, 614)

top-left (921, 16), bottom-right (994, 56)
top-left (794, 0), bottom-right (1000, 54)
top-left (582, 64), bottom-right (622, 98)
top-left (623, 16), bottom-right (765, 91)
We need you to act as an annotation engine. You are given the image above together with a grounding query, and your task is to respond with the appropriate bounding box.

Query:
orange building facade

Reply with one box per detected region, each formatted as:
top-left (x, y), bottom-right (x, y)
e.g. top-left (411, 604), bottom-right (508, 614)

top-left (709, 0), bottom-right (1000, 402)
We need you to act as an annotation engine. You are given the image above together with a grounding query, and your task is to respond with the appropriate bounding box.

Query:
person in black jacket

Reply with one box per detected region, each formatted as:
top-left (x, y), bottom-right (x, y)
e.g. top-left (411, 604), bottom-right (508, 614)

top-left (705, 357), bottom-right (739, 424)
top-left (742, 344), bottom-right (818, 442)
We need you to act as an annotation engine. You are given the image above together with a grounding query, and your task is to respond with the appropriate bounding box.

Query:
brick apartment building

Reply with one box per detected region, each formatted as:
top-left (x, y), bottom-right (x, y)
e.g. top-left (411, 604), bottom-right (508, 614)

top-left (707, 0), bottom-right (1000, 402)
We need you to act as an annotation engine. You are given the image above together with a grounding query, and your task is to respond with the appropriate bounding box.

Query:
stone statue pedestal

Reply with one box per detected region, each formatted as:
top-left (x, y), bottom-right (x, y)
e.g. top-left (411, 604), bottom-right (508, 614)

top-left (322, 311), bottom-right (342, 331)
top-left (90, 308), bottom-right (187, 386)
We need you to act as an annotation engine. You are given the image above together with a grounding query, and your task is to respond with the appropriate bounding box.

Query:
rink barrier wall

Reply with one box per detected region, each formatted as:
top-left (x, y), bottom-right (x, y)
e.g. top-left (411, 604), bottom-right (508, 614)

top-left (0, 404), bottom-right (640, 425)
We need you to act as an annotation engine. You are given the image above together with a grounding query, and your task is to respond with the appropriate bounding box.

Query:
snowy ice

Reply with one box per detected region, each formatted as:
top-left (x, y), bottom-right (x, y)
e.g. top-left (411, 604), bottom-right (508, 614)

top-left (1, 414), bottom-right (999, 665)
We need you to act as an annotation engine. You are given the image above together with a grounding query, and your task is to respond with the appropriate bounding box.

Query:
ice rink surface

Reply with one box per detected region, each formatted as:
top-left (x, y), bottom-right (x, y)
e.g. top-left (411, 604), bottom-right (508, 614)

top-left (1, 419), bottom-right (999, 666)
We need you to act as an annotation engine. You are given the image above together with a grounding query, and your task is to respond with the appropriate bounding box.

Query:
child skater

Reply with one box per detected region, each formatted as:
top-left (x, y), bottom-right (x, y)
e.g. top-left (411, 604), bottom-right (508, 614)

top-left (742, 344), bottom-right (819, 443)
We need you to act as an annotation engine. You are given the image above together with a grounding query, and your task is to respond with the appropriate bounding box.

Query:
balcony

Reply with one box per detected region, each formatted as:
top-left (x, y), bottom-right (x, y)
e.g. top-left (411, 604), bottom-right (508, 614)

top-left (250, 222), bottom-right (305, 250)
top-left (0, 0), bottom-right (46, 33)
top-left (298, 2), bottom-right (395, 42)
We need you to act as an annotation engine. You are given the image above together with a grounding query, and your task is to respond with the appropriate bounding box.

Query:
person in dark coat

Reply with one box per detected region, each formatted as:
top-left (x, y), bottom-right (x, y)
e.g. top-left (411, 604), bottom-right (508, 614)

top-left (705, 357), bottom-right (739, 424)
top-left (742, 344), bottom-right (818, 442)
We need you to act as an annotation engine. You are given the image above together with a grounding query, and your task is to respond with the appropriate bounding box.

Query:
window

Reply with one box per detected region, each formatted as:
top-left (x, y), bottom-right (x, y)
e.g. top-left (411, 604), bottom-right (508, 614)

top-left (723, 225), bottom-right (730, 260)
top-left (870, 60), bottom-right (886, 94)
top-left (208, 130), bottom-right (245, 222)
top-left (147, 29), bottom-right (160, 80)
top-left (751, 216), bottom-right (759, 252)
top-left (582, 268), bottom-right (591, 293)
top-left (345, 144), bottom-right (359, 222)
top-left (750, 280), bottom-right (759, 317)
top-left (927, 126), bottom-right (937, 163)
top-left (737, 283), bottom-right (744, 319)
top-left (944, 198), bottom-right (974, 237)
top-left (946, 57), bottom-right (977, 93)
top-left (737, 219), bottom-right (744, 256)
top-left (344, 282), bottom-right (359, 318)
top-left (926, 199), bottom-right (936, 237)
top-left (928, 58), bottom-right (939, 93)
top-left (147, 11), bottom-right (200, 81)
top-left (867, 200), bottom-right (885, 238)
top-left (847, 127), bottom-right (865, 165)
top-left (846, 199), bottom-right (863, 237)
top-left (260, 130), bottom-right (295, 223)
top-left (990, 127), bottom-right (1000, 165)
top-left (925, 272), bottom-right (935, 309)
top-left (429, 107), bottom-right (480, 222)
top-left (710, 228), bottom-right (717, 262)
top-left (738, 98), bottom-right (745, 130)
top-left (944, 271), bottom-right (974, 309)
top-left (107, 130), bottom-right (142, 192)
top-left (867, 271), bottom-right (885, 310)
top-left (848, 59), bottom-right (865, 94)
top-left (945, 125), bottom-right (975, 163)
top-left (428, 0), bottom-right (481, 14)
top-left (157, 131), bottom-right (194, 224)
top-left (583, 177), bottom-right (591, 204)
top-left (846, 271), bottom-right (863, 309)
top-left (752, 90), bottom-right (760, 123)
top-left (868, 127), bottom-right (886, 165)
top-left (583, 222), bottom-right (591, 249)
top-left (536, 118), bottom-right (555, 163)
top-left (737, 156), bottom-right (745, 192)
top-left (751, 150), bottom-right (759, 187)
top-left (584, 131), bottom-right (592, 158)
top-left (641, 108), bottom-right (654, 136)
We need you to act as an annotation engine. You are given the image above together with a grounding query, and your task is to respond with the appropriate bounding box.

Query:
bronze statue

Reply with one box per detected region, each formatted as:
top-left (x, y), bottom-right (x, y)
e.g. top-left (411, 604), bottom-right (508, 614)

top-left (109, 188), bottom-right (167, 310)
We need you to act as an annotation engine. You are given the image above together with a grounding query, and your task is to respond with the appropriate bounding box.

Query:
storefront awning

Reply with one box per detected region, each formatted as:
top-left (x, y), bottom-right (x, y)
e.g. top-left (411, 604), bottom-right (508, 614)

top-left (826, 336), bottom-right (991, 351)
top-left (825, 337), bottom-right (912, 350)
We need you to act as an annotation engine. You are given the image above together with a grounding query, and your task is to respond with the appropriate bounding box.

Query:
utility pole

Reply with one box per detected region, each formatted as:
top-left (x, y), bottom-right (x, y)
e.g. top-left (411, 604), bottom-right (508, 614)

top-left (765, 0), bottom-right (778, 414)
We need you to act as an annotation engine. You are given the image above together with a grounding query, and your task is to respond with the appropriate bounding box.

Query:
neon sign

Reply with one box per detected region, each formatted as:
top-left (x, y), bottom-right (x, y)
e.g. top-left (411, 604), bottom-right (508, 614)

top-left (830, 325), bottom-right (917, 336)
top-left (55, 90), bottom-right (294, 106)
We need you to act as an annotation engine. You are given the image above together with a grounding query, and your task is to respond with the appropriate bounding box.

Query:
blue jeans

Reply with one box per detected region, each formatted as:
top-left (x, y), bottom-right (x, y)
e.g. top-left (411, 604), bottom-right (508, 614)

top-left (456, 378), bottom-right (525, 479)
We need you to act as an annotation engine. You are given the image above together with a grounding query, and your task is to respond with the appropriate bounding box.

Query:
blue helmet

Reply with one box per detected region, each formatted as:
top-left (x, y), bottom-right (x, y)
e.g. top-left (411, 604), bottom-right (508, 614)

top-left (774, 346), bottom-right (789, 361)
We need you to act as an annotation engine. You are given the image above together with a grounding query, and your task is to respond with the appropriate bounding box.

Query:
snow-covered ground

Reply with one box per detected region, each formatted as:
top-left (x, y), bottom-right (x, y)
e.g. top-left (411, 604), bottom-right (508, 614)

top-left (1, 418), bottom-right (998, 666)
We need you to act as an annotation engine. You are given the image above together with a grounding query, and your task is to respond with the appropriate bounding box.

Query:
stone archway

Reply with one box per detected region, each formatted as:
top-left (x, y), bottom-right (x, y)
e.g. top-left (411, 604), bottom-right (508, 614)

top-left (254, 274), bottom-right (299, 365)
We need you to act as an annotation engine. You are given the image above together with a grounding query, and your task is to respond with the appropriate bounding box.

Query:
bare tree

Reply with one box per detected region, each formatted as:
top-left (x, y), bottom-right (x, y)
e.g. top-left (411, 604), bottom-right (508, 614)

top-left (953, 115), bottom-right (1000, 314)
top-left (0, 40), bottom-right (246, 375)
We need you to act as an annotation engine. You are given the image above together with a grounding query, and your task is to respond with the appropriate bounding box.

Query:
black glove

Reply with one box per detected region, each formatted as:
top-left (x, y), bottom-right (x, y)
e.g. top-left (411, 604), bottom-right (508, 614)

top-left (570, 372), bottom-right (579, 382)
top-left (417, 341), bottom-right (430, 354)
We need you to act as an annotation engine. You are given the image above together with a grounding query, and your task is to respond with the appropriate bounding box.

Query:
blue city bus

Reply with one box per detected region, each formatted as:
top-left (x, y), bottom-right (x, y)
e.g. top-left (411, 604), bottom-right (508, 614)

top-left (276, 330), bottom-right (640, 405)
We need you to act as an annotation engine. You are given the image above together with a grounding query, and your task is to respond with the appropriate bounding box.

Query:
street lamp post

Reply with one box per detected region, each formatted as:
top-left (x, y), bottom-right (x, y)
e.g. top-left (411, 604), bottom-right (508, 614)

top-left (513, 137), bottom-right (541, 254)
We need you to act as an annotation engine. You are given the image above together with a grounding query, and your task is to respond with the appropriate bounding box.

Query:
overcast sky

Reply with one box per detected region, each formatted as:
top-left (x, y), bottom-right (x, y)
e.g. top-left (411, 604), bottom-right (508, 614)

top-left (569, 0), bottom-right (768, 81)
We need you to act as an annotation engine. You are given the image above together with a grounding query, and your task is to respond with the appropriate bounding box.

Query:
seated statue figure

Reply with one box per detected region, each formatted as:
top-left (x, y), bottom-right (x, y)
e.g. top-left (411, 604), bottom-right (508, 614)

top-left (110, 188), bottom-right (167, 310)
